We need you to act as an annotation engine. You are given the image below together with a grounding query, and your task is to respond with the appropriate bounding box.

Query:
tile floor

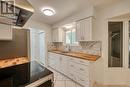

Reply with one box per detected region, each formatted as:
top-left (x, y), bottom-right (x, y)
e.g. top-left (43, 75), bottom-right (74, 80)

top-left (48, 67), bottom-right (129, 87)
top-left (48, 67), bottom-right (82, 87)
top-left (52, 69), bottom-right (82, 87)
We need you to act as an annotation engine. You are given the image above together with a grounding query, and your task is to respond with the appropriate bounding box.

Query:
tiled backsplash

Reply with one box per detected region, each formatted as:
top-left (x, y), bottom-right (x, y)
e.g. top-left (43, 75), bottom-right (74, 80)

top-left (48, 41), bottom-right (102, 56)
top-left (72, 41), bottom-right (102, 55)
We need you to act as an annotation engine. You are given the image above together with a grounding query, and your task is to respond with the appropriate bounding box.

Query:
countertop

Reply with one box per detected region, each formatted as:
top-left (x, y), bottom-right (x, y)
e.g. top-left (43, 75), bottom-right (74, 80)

top-left (49, 50), bottom-right (100, 61)
top-left (0, 57), bottom-right (29, 69)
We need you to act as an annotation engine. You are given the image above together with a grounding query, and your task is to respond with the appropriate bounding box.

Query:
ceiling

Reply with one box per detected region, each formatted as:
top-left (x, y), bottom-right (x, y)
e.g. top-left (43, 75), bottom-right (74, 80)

top-left (27, 0), bottom-right (121, 25)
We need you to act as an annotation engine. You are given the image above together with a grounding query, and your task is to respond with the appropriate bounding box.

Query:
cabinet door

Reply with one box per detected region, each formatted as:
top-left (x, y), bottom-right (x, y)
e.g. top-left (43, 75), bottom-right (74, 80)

top-left (54, 54), bottom-right (61, 70)
top-left (52, 28), bottom-right (63, 42)
top-left (76, 17), bottom-right (92, 41)
top-left (0, 24), bottom-right (12, 40)
top-left (82, 18), bottom-right (92, 41)
top-left (48, 53), bottom-right (56, 69)
top-left (58, 28), bottom-right (63, 42)
top-left (48, 53), bottom-right (60, 70)
top-left (76, 20), bottom-right (81, 41)
top-left (60, 55), bottom-right (68, 75)
top-left (52, 29), bottom-right (58, 42)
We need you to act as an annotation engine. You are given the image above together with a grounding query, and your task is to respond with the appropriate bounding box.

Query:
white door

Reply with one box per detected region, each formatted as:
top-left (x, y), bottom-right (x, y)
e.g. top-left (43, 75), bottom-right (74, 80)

top-left (38, 31), bottom-right (45, 65)
top-left (30, 29), bottom-right (45, 65)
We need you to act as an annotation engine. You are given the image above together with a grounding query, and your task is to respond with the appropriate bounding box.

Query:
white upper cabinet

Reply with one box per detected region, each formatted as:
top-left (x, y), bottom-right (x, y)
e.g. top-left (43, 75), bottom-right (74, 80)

top-left (0, 23), bottom-right (12, 40)
top-left (76, 17), bottom-right (93, 41)
top-left (52, 28), bottom-right (63, 42)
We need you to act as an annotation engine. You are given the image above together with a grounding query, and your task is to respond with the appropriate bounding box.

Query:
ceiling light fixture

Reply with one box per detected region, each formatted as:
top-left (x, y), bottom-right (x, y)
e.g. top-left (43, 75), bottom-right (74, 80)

top-left (42, 7), bottom-right (56, 16)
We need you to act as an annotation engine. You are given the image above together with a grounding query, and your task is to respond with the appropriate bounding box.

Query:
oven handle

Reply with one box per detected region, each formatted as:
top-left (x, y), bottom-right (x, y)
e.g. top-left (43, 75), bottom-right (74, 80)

top-left (25, 74), bottom-right (54, 87)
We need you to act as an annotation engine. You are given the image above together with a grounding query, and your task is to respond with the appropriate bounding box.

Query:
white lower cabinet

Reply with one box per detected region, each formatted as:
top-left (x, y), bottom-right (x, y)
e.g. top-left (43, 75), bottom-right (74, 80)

top-left (48, 52), bottom-right (93, 87)
top-left (48, 53), bottom-right (60, 69)
top-left (60, 55), bottom-right (68, 75)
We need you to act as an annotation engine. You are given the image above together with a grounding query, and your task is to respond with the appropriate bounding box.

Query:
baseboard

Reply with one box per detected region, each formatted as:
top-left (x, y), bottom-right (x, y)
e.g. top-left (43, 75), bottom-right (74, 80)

top-left (94, 82), bottom-right (130, 87)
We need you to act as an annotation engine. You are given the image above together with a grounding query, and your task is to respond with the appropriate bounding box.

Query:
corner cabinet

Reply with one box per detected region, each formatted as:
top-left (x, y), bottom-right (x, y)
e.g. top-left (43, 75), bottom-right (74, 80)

top-left (0, 23), bottom-right (12, 40)
top-left (52, 28), bottom-right (63, 42)
top-left (76, 17), bottom-right (94, 41)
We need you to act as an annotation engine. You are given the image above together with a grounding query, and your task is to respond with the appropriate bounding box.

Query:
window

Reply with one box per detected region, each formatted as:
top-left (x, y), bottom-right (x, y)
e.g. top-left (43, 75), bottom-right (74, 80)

top-left (108, 22), bottom-right (123, 67)
top-left (65, 28), bottom-right (77, 44)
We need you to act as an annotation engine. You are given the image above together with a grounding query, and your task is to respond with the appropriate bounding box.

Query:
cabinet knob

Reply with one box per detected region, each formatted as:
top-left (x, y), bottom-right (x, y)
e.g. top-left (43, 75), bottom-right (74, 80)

top-left (70, 65), bottom-right (74, 67)
top-left (70, 73), bottom-right (73, 76)
top-left (60, 57), bottom-right (62, 61)
top-left (79, 60), bottom-right (84, 63)
top-left (80, 68), bottom-right (84, 71)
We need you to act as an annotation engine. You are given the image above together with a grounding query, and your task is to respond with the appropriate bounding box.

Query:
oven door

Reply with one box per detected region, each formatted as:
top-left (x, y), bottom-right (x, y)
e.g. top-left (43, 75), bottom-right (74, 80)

top-left (25, 74), bottom-right (54, 87)
top-left (37, 80), bottom-right (52, 87)
top-left (0, 77), bottom-right (13, 87)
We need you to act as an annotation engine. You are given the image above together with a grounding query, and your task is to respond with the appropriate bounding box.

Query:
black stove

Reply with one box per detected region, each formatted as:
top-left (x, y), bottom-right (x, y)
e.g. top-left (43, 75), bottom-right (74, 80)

top-left (0, 61), bottom-right (53, 87)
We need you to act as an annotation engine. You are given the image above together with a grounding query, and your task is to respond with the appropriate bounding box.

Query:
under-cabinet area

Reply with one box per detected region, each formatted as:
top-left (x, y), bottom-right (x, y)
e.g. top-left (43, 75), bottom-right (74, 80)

top-left (48, 52), bottom-right (96, 87)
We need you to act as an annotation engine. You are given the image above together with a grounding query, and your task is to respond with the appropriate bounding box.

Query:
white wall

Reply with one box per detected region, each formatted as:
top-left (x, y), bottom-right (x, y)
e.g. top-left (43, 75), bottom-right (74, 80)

top-left (24, 17), bottom-right (52, 66)
top-left (24, 18), bottom-right (52, 43)
top-left (53, 6), bottom-right (95, 28)
top-left (93, 0), bottom-right (130, 85)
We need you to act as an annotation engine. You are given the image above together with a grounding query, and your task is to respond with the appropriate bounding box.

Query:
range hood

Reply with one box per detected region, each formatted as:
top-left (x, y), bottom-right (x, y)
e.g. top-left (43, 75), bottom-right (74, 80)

top-left (0, 0), bottom-right (34, 27)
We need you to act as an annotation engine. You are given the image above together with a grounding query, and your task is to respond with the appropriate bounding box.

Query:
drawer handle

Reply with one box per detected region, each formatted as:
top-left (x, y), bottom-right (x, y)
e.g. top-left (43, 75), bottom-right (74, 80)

top-left (70, 73), bottom-right (73, 76)
top-left (60, 57), bottom-right (62, 61)
top-left (80, 79), bottom-right (85, 81)
top-left (70, 65), bottom-right (74, 67)
top-left (80, 68), bottom-right (84, 71)
top-left (70, 59), bottom-right (74, 61)
top-left (79, 61), bottom-right (84, 63)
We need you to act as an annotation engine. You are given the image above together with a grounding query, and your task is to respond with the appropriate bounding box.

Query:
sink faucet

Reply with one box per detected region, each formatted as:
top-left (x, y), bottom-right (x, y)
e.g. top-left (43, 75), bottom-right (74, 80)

top-left (64, 44), bottom-right (71, 52)
top-left (68, 45), bottom-right (71, 52)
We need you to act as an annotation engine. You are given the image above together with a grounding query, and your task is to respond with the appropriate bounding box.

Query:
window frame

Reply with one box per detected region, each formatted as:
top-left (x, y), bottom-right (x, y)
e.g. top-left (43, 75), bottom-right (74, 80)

top-left (108, 21), bottom-right (123, 68)
top-left (64, 28), bottom-right (78, 46)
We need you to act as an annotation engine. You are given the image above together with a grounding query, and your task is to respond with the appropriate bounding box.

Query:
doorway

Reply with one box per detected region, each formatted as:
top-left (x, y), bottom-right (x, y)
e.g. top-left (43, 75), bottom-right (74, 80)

top-left (37, 31), bottom-right (45, 65)
top-left (30, 28), bottom-right (45, 65)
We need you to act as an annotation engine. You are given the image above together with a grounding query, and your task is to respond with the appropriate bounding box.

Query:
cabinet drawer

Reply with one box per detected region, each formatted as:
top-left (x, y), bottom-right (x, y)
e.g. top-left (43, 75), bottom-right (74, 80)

top-left (76, 63), bottom-right (89, 77)
top-left (68, 71), bottom-right (77, 81)
top-left (69, 57), bottom-right (89, 66)
top-left (76, 76), bottom-right (89, 87)
top-left (68, 62), bottom-right (90, 86)
top-left (68, 61), bottom-right (89, 77)
top-left (68, 61), bottom-right (77, 70)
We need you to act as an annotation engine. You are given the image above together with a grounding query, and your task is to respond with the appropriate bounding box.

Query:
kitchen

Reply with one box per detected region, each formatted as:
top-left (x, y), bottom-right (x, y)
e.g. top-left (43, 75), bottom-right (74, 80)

top-left (0, 0), bottom-right (130, 87)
